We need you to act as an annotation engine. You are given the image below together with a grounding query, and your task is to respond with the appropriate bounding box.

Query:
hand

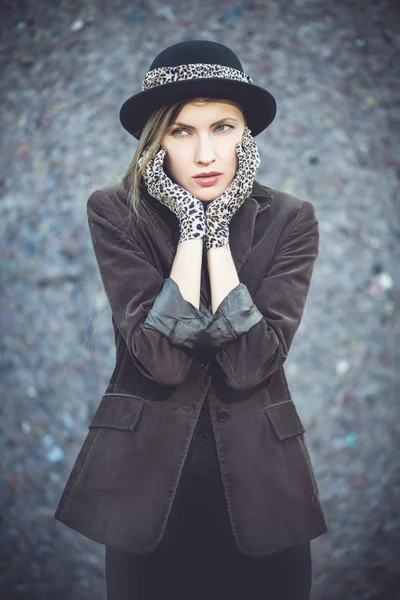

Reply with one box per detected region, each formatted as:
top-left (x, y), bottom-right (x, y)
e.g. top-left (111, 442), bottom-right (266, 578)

top-left (140, 147), bottom-right (206, 243)
top-left (204, 127), bottom-right (261, 251)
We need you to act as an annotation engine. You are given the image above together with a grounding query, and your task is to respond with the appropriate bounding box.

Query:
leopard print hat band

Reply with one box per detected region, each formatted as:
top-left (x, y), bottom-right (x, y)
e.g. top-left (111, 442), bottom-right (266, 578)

top-left (142, 63), bottom-right (255, 91)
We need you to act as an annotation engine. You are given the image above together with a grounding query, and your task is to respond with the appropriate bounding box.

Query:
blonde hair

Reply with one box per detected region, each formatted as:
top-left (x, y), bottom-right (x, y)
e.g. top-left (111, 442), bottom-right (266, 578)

top-left (121, 96), bottom-right (245, 221)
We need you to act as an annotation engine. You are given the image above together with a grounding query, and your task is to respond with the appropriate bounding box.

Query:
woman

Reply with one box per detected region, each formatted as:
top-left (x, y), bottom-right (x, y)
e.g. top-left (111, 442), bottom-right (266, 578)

top-left (54, 40), bottom-right (327, 599)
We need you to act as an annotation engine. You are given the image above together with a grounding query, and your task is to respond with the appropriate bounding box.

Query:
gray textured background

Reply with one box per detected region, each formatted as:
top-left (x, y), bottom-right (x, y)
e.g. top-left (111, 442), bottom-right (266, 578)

top-left (1, 0), bottom-right (400, 598)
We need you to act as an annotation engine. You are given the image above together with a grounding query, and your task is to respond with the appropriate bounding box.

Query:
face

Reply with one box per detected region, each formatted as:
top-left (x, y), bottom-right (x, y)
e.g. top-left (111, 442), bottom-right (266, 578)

top-left (160, 99), bottom-right (246, 202)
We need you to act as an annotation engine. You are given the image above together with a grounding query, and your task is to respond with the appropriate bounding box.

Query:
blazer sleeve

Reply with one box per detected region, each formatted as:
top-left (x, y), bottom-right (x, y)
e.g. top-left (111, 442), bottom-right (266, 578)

top-left (87, 190), bottom-right (212, 386)
top-left (143, 277), bottom-right (213, 349)
top-left (205, 200), bottom-right (319, 390)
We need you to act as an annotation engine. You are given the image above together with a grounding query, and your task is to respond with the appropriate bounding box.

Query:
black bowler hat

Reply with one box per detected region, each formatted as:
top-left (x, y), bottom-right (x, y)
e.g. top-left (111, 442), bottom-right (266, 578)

top-left (119, 40), bottom-right (277, 140)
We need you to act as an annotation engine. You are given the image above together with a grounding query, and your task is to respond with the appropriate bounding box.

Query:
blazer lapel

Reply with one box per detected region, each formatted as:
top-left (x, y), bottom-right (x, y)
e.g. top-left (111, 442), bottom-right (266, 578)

top-left (140, 180), bottom-right (272, 308)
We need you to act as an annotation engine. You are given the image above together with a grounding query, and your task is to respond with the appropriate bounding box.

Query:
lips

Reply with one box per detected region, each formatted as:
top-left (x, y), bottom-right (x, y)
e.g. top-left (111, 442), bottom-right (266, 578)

top-left (193, 172), bottom-right (222, 178)
top-left (193, 174), bottom-right (222, 187)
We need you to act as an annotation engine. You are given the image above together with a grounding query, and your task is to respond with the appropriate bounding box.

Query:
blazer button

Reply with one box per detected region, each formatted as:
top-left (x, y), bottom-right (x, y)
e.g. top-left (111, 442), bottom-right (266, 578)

top-left (217, 409), bottom-right (231, 422)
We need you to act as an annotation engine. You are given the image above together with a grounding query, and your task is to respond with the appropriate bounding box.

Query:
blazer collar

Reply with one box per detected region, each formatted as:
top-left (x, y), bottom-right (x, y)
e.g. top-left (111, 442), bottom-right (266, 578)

top-left (139, 180), bottom-right (272, 304)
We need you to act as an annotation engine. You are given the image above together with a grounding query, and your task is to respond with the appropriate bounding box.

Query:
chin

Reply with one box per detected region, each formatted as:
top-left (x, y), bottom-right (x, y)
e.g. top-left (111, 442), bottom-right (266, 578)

top-left (196, 190), bottom-right (217, 201)
top-left (194, 184), bottom-right (225, 201)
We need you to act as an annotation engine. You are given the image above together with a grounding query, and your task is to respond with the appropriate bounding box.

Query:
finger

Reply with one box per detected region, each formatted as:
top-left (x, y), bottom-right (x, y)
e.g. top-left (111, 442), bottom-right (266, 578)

top-left (235, 142), bottom-right (246, 160)
top-left (239, 130), bottom-right (260, 172)
top-left (143, 159), bottom-right (155, 183)
top-left (152, 147), bottom-right (167, 174)
top-left (235, 143), bottom-right (249, 173)
top-left (241, 129), bottom-right (255, 153)
top-left (237, 129), bottom-right (254, 155)
top-left (151, 149), bottom-right (166, 178)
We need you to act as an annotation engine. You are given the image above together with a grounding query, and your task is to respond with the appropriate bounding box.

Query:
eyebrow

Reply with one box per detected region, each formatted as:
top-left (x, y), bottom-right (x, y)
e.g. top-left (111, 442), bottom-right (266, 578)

top-left (172, 117), bottom-right (239, 129)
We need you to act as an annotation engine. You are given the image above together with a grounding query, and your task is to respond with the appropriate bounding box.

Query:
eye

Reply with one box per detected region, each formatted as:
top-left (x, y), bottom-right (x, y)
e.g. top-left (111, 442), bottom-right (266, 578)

top-left (215, 124), bottom-right (233, 132)
top-left (171, 127), bottom-right (187, 137)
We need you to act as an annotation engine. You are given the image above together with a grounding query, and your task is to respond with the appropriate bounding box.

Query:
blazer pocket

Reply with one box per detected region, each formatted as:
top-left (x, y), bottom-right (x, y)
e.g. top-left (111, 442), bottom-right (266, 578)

top-left (265, 400), bottom-right (320, 499)
top-left (88, 392), bottom-right (145, 432)
top-left (264, 400), bottom-right (305, 441)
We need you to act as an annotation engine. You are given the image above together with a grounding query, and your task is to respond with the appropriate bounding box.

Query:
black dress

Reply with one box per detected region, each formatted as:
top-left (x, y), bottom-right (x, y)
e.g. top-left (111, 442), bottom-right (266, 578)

top-left (104, 395), bottom-right (312, 600)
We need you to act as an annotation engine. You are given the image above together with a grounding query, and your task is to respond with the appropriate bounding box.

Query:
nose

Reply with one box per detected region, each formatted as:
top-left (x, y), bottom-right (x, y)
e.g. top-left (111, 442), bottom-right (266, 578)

top-left (195, 134), bottom-right (216, 166)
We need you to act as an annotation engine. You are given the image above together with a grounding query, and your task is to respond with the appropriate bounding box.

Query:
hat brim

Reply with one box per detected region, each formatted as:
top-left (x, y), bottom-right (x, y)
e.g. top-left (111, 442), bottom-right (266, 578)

top-left (119, 78), bottom-right (277, 140)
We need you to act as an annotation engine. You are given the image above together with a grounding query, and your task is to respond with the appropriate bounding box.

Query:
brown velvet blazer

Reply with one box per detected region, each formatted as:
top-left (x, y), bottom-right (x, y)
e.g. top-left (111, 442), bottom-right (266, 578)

top-left (54, 179), bottom-right (328, 557)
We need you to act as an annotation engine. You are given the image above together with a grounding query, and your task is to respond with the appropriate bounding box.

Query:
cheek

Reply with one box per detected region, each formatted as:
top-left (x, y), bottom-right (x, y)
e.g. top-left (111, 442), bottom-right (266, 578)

top-left (164, 152), bottom-right (177, 175)
top-left (230, 148), bottom-right (239, 173)
top-left (164, 150), bottom-right (187, 185)
top-left (223, 138), bottom-right (241, 169)
top-left (165, 148), bottom-right (182, 171)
